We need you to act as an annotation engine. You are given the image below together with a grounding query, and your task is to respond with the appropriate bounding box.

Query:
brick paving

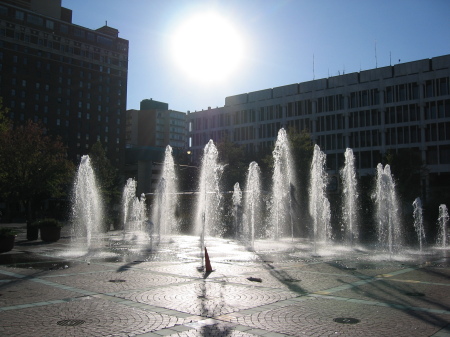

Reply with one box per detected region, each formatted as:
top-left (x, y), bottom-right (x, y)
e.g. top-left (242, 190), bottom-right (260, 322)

top-left (0, 224), bottom-right (449, 337)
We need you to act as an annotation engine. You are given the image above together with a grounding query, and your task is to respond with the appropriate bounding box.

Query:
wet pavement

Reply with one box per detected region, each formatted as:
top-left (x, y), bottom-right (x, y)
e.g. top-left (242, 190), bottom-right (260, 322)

top-left (0, 223), bottom-right (450, 337)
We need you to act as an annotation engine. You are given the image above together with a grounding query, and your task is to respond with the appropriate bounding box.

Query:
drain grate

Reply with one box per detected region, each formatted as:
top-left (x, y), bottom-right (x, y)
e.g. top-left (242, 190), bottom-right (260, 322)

top-left (57, 319), bottom-right (85, 326)
top-left (334, 317), bottom-right (360, 324)
top-left (108, 279), bottom-right (126, 283)
top-left (405, 292), bottom-right (425, 297)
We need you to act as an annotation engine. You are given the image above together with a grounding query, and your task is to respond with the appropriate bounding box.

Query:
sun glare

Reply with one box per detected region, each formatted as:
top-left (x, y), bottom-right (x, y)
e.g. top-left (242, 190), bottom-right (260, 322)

top-left (171, 12), bottom-right (244, 84)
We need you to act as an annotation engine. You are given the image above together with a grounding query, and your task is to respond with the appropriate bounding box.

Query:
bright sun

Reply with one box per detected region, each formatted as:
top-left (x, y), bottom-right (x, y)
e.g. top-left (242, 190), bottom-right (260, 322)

top-left (171, 12), bottom-right (244, 84)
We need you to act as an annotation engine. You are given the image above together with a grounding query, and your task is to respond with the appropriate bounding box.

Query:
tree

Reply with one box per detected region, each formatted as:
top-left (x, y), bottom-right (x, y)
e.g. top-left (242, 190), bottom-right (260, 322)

top-left (216, 136), bottom-right (247, 191)
top-left (385, 148), bottom-right (427, 203)
top-left (287, 127), bottom-right (314, 236)
top-left (0, 120), bottom-right (74, 222)
top-left (0, 97), bottom-right (11, 133)
top-left (88, 141), bottom-right (121, 227)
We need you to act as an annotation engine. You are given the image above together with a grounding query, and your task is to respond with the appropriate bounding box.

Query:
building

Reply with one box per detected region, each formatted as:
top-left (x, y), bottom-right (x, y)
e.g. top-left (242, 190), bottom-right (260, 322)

top-left (125, 99), bottom-right (187, 194)
top-left (187, 54), bottom-right (450, 196)
top-left (126, 99), bottom-right (186, 149)
top-left (0, 0), bottom-right (129, 169)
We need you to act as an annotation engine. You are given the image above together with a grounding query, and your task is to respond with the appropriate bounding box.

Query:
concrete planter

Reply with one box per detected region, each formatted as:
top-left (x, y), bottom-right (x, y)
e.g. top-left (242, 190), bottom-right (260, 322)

top-left (40, 226), bottom-right (61, 242)
top-left (0, 234), bottom-right (15, 253)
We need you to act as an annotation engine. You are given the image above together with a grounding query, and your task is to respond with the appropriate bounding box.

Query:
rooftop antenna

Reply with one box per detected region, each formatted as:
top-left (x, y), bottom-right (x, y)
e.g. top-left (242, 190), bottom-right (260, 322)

top-left (375, 40), bottom-right (378, 68)
top-left (390, 51), bottom-right (392, 66)
top-left (105, 20), bottom-right (108, 26)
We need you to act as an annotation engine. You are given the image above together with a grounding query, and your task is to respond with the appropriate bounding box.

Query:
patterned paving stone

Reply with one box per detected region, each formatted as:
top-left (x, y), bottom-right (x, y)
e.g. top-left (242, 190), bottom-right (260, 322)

top-left (290, 260), bottom-right (410, 277)
top-left (144, 262), bottom-right (263, 279)
top-left (119, 280), bottom-right (297, 317)
top-left (0, 296), bottom-right (187, 337)
top-left (332, 278), bottom-right (450, 311)
top-left (222, 267), bottom-right (363, 294)
top-left (167, 321), bottom-right (259, 337)
top-left (391, 267), bottom-right (450, 284)
top-left (0, 279), bottom-right (81, 307)
top-left (47, 269), bottom-right (190, 293)
top-left (226, 296), bottom-right (450, 337)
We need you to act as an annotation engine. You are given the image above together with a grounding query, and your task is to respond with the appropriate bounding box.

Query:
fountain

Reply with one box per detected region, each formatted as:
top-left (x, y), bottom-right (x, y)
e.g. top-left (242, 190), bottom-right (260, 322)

top-left (374, 164), bottom-right (402, 254)
top-left (121, 178), bottom-right (147, 233)
top-left (151, 145), bottom-right (179, 239)
top-left (243, 161), bottom-right (262, 248)
top-left (70, 155), bottom-right (104, 251)
top-left (309, 144), bottom-right (331, 254)
top-left (340, 148), bottom-right (359, 245)
top-left (269, 128), bottom-right (297, 240)
top-left (232, 183), bottom-right (242, 239)
top-left (122, 178), bottom-right (137, 229)
top-left (412, 197), bottom-right (425, 252)
top-left (437, 204), bottom-right (449, 248)
top-left (195, 140), bottom-right (224, 267)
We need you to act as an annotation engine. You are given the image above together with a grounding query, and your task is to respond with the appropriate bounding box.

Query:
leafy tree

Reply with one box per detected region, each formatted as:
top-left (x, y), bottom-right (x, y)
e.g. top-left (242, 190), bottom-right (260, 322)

top-left (216, 136), bottom-right (247, 191)
top-left (0, 120), bottom-right (74, 222)
top-left (88, 141), bottom-right (121, 228)
top-left (287, 127), bottom-right (314, 236)
top-left (0, 97), bottom-right (11, 133)
top-left (385, 148), bottom-right (427, 203)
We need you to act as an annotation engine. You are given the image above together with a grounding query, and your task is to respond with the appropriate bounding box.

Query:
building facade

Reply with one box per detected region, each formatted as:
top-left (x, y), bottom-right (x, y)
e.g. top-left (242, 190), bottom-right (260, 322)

top-left (0, 0), bottom-right (129, 168)
top-left (187, 54), bottom-right (450, 194)
top-left (125, 99), bottom-right (187, 194)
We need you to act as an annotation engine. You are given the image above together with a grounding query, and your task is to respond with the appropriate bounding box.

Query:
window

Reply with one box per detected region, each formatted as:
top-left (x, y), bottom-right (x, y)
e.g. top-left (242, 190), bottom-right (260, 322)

top-left (46, 20), bottom-right (54, 30)
top-left (73, 28), bottom-right (85, 38)
top-left (27, 14), bottom-right (43, 26)
top-left (15, 11), bottom-right (24, 21)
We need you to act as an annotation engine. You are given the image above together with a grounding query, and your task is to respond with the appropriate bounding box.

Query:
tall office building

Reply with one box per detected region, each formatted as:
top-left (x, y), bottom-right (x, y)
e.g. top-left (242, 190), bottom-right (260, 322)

top-left (0, 0), bottom-right (129, 168)
top-left (187, 54), bottom-right (450, 196)
top-left (126, 99), bottom-right (186, 149)
top-left (125, 99), bottom-right (187, 194)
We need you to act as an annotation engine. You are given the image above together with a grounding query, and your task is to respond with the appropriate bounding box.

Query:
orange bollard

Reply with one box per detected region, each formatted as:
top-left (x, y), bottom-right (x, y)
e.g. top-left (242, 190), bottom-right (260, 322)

top-left (204, 247), bottom-right (213, 272)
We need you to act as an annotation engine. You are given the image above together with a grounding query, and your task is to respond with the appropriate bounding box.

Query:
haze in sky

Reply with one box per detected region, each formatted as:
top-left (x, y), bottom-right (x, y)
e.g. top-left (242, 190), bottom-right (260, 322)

top-left (62, 0), bottom-right (450, 113)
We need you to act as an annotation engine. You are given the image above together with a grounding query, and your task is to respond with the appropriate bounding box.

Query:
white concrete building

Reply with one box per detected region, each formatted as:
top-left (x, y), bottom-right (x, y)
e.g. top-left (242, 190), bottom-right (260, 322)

top-left (187, 55), bottom-right (450, 194)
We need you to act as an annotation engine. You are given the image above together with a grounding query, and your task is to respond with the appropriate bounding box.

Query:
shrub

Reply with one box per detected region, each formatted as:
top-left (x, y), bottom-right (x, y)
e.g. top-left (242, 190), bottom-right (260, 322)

top-left (36, 218), bottom-right (62, 229)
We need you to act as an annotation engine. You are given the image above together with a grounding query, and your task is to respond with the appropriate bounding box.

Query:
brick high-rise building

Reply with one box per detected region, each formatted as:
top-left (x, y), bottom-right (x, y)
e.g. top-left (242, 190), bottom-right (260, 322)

top-left (0, 0), bottom-right (129, 169)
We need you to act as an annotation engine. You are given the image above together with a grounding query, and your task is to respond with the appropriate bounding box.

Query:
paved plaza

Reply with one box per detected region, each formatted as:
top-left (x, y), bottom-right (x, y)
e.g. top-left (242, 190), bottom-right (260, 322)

top-left (1, 224), bottom-right (450, 337)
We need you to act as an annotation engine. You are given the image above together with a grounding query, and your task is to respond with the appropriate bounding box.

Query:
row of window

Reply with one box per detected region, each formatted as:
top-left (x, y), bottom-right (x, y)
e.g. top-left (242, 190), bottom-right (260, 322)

top-left (0, 5), bottom-right (127, 52)
top-left (192, 78), bottom-right (450, 129)
top-left (0, 41), bottom-right (127, 77)
top-left (192, 100), bottom-right (450, 137)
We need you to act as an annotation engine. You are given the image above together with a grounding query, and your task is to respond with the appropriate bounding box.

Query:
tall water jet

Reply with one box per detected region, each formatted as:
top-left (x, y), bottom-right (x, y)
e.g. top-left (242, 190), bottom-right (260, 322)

top-left (232, 182), bottom-right (242, 239)
top-left (195, 140), bottom-right (224, 265)
top-left (374, 163), bottom-right (402, 254)
top-left (122, 178), bottom-right (137, 229)
top-left (340, 148), bottom-right (359, 245)
top-left (309, 145), bottom-right (331, 253)
top-left (122, 179), bottom-right (147, 233)
top-left (437, 204), bottom-right (449, 248)
top-left (412, 197), bottom-right (425, 252)
top-left (130, 193), bottom-right (147, 232)
top-left (270, 128), bottom-right (297, 240)
top-left (243, 161), bottom-right (262, 248)
top-left (151, 145), bottom-right (178, 238)
top-left (70, 155), bottom-right (103, 250)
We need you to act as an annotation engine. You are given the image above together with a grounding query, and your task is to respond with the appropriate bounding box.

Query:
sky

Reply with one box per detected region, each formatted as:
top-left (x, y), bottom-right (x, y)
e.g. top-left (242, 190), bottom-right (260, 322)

top-left (62, 0), bottom-right (450, 113)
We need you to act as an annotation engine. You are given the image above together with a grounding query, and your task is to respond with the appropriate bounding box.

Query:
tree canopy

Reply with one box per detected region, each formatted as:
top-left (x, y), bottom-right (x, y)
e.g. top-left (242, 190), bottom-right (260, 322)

top-left (0, 120), bottom-right (74, 221)
top-left (88, 141), bottom-right (121, 216)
